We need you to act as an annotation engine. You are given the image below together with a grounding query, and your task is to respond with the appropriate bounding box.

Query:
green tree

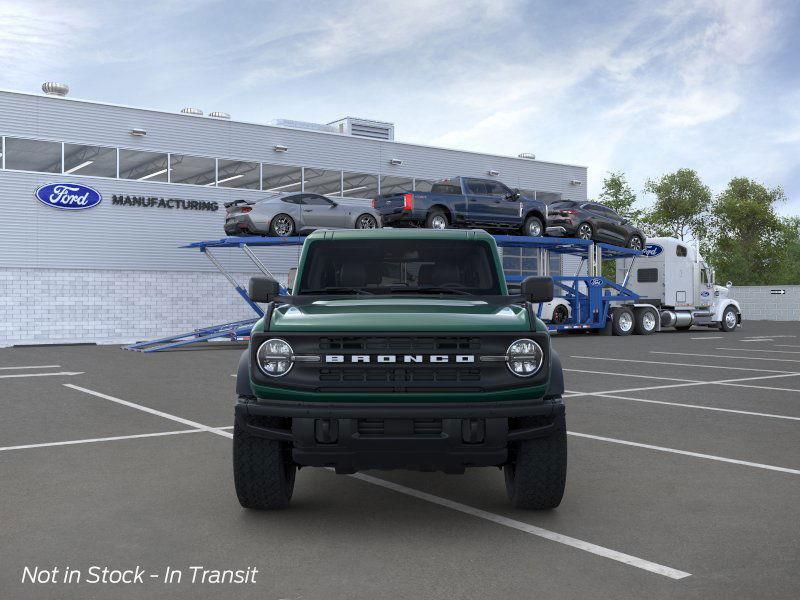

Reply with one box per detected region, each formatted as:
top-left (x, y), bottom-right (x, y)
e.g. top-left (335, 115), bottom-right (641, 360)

top-left (706, 178), bottom-right (794, 285)
top-left (642, 169), bottom-right (711, 241)
top-left (598, 171), bottom-right (643, 226)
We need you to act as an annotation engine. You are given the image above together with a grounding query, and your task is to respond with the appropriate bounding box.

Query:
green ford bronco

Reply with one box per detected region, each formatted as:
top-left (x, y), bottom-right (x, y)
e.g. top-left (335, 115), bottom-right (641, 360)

top-left (233, 229), bottom-right (566, 510)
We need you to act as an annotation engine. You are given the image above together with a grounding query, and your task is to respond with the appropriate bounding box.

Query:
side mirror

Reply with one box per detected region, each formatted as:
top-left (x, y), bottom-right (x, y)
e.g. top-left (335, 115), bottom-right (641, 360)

top-left (286, 267), bottom-right (297, 292)
top-left (249, 276), bottom-right (281, 303)
top-left (520, 276), bottom-right (554, 303)
top-left (330, 201), bottom-right (338, 208)
top-left (726, 281), bottom-right (732, 288)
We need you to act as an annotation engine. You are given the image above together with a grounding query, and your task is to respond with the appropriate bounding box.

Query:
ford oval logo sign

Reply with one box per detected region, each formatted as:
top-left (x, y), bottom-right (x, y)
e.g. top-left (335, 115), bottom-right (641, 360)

top-left (35, 183), bottom-right (102, 210)
top-left (700, 290), bottom-right (710, 297)
top-left (642, 244), bottom-right (663, 257)
top-left (588, 278), bottom-right (603, 286)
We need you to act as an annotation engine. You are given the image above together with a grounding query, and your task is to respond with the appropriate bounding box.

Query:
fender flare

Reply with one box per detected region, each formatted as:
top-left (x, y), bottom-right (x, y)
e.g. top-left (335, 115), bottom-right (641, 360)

top-left (236, 349), bottom-right (254, 397)
top-left (545, 349), bottom-right (564, 399)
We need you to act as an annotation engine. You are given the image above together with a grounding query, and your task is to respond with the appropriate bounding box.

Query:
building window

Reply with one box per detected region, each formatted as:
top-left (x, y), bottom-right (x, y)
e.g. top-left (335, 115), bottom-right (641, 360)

top-left (4, 138), bottom-right (61, 173)
top-left (414, 178), bottom-right (436, 192)
top-left (217, 159), bottom-right (260, 189)
top-left (169, 154), bottom-right (216, 186)
top-left (304, 168), bottom-right (342, 196)
top-left (262, 163), bottom-right (302, 193)
top-left (63, 144), bottom-right (117, 177)
top-left (119, 149), bottom-right (169, 182)
top-left (379, 175), bottom-right (413, 195)
top-left (341, 172), bottom-right (378, 199)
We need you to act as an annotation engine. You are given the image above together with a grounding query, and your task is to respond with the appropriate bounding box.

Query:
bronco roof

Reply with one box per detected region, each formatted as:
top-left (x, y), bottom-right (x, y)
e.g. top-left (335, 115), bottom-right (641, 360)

top-left (304, 228), bottom-right (496, 242)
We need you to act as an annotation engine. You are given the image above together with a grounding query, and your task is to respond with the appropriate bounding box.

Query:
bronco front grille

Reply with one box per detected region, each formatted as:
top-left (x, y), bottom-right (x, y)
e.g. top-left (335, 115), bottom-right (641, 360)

top-left (319, 367), bottom-right (481, 384)
top-left (318, 336), bottom-right (482, 352)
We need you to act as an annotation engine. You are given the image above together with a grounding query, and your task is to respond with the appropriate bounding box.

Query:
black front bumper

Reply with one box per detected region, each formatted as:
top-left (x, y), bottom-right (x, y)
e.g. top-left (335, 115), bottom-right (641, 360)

top-left (235, 397), bottom-right (564, 473)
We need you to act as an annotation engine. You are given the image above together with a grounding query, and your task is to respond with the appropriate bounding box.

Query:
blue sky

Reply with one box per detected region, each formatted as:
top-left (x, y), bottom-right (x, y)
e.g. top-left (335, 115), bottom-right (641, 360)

top-left (2, 0), bottom-right (799, 213)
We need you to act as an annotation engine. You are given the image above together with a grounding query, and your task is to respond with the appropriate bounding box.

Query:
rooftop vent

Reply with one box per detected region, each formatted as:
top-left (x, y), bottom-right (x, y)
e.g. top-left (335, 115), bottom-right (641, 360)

top-left (328, 117), bottom-right (394, 141)
top-left (42, 82), bottom-right (69, 97)
top-left (180, 107), bottom-right (203, 116)
top-left (269, 119), bottom-right (337, 134)
top-left (209, 111), bottom-right (230, 119)
top-left (518, 152), bottom-right (536, 160)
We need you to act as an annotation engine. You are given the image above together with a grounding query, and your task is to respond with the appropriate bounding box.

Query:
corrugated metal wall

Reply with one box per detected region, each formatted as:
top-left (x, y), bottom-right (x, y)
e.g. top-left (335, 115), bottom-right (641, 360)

top-left (0, 90), bottom-right (587, 274)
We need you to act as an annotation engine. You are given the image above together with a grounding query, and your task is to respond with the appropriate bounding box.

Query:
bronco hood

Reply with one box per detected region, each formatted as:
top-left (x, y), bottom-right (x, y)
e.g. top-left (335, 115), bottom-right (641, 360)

top-left (268, 297), bottom-right (532, 332)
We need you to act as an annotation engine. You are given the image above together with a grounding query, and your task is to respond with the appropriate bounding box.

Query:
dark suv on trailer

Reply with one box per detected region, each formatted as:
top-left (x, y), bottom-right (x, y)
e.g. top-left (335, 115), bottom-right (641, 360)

top-left (547, 200), bottom-right (646, 249)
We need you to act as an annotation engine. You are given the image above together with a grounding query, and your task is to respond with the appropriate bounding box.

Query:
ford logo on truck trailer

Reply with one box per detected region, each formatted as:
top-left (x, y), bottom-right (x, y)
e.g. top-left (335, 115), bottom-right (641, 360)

top-left (35, 183), bottom-right (102, 210)
top-left (641, 244), bottom-right (663, 257)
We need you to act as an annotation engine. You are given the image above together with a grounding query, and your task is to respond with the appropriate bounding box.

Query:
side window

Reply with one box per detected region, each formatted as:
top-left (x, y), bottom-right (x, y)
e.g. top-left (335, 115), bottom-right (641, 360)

top-left (676, 245), bottom-right (688, 257)
top-left (302, 194), bottom-right (333, 206)
top-left (430, 183), bottom-right (461, 194)
top-left (485, 181), bottom-right (511, 197)
top-left (637, 268), bottom-right (659, 283)
top-left (701, 269), bottom-right (709, 284)
top-left (282, 195), bottom-right (302, 204)
top-left (465, 179), bottom-right (489, 195)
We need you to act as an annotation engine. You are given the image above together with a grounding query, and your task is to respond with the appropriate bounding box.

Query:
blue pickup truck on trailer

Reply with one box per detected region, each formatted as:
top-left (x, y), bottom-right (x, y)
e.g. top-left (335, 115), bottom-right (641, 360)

top-left (373, 176), bottom-right (549, 237)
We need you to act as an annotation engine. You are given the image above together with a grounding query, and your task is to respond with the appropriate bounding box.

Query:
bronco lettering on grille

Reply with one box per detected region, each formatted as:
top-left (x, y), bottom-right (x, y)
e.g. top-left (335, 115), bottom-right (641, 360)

top-left (324, 355), bottom-right (475, 364)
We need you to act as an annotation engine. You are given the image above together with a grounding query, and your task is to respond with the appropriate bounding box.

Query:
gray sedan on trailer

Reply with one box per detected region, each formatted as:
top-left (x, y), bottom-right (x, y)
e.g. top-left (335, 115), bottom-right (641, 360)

top-left (224, 192), bottom-right (382, 237)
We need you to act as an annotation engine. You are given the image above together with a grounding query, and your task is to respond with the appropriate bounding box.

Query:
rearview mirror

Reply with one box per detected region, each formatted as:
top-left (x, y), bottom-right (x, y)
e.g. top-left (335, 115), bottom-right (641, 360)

top-left (249, 276), bottom-right (281, 303)
top-left (520, 276), bottom-right (554, 303)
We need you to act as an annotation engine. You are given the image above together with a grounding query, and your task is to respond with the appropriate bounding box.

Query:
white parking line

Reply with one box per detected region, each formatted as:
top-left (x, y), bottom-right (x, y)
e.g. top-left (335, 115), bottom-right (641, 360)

top-left (350, 472), bottom-right (691, 580)
top-left (739, 339), bottom-right (773, 343)
top-left (570, 355), bottom-right (797, 374)
top-left (715, 347), bottom-right (800, 355)
top-left (0, 365), bottom-right (61, 370)
top-left (777, 344), bottom-right (800, 349)
top-left (61, 384), bottom-right (691, 580)
top-left (563, 368), bottom-right (702, 383)
top-left (0, 426), bottom-right (234, 453)
top-left (63, 384), bottom-right (234, 439)
top-left (569, 392), bottom-right (800, 421)
top-left (568, 432), bottom-right (800, 475)
top-left (690, 336), bottom-right (723, 340)
top-left (651, 351), bottom-right (800, 364)
top-left (0, 371), bottom-right (84, 379)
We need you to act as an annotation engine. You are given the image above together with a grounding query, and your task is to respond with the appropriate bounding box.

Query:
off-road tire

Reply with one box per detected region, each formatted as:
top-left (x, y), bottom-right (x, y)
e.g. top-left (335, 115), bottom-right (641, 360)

top-left (611, 307), bottom-right (634, 336)
top-left (523, 215), bottom-right (544, 237)
top-left (504, 413), bottom-right (567, 510)
top-left (633, 307), bottom-right (657, 335)
top-left (425, 209), bottom-right (449, 230)
top-left (719, 306), bottom-right (738, 332)
top-left (233, 417), bottom-right (296, 510)
top-left (269, 214), bottom-right (295, 237)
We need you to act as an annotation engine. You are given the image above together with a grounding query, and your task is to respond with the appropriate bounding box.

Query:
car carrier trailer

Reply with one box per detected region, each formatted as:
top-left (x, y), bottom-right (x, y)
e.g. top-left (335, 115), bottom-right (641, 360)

top-left (125, 233), bottom-right (741, 352)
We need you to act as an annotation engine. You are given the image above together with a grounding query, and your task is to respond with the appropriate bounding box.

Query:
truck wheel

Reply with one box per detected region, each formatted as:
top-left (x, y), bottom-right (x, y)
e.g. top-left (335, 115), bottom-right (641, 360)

top-left (611, 307), bottom-right (634, 336)
top-left (504, 413), bottom-right (567, 510)
top-left (719, 306), bottom-right (739, 332)
top-left (633, 308), bottom-right (657, 335)
top-left (233, 417), bottom-right (296, 510)
top-left (523, 215), bottom-right (544, 237)
top-left (269, 214), bottom-right (295, 237)
top-left (426, 209), bottom-right (449, 230)
top-left (552, 304), bottom-right (569, 324)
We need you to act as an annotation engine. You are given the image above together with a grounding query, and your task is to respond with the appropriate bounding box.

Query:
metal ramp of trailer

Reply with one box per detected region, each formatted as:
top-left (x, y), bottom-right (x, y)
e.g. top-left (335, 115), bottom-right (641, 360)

top-left (125, 234), bottom-right (641, 352)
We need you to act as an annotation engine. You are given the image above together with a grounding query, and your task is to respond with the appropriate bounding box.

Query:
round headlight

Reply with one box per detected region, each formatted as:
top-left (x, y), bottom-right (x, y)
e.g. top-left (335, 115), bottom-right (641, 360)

top-left (256, 338), bottom-right (293, 377)
top-left (506, 338), bottom-right (543, 377)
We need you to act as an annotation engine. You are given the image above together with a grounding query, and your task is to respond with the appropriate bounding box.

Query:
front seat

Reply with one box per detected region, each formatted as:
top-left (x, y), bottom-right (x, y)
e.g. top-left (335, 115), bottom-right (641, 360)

top-left (338, 262), bottom-right (367, 288)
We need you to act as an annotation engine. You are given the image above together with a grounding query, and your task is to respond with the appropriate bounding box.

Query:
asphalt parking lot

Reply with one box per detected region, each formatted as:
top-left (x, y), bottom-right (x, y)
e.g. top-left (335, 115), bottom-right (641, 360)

top-left (2, 321), bottom-right (799, 600)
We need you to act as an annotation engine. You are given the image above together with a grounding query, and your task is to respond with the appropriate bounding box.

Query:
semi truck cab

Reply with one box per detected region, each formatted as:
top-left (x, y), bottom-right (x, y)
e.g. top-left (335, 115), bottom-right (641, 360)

top-left (616, 237), bottom-right (741, 332)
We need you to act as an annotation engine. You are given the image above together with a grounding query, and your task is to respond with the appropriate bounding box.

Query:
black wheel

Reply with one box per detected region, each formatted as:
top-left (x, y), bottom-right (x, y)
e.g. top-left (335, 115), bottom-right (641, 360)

top-left (719, 306), bottom-right (738, 332)
top-left (611, 307), bottom-right (634, 336)
top-left (627, 235), bottom-right (644, 251)
top-left (426, 209), bottom-right (449, 230)
top-left (576, 222), bottom-right (593, 240)
top-left (269, 214), bottom-right (295, 237)
top-left (233, 417), bottom-right (296, 510)
top-left (504, 412), bottom-right (567, 510)
top-left (355, 213), bottom-right (378, 229)
top-left (633, 308), bottom-right (657, 335)
top-left (552, 304), bottom-right (569, 324)
top-left (523, 215), bottom-right (544, 237)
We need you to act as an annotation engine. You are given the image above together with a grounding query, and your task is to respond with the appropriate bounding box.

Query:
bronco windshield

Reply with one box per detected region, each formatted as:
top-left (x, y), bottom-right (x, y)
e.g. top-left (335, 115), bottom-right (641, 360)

top-left (297, 239), bottom-right (502, 296)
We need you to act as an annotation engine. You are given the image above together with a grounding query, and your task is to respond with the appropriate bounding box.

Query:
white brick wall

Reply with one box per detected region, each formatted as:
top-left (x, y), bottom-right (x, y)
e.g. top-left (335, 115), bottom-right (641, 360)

top-left (0, 268), bottom-right (279, 347)
top-left (730, 286), bottom-right (800, 322)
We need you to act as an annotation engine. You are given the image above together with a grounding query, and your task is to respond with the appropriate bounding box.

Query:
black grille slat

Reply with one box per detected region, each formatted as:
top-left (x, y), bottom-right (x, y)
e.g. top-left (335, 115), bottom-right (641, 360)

top-left (318, 336), bottom-right (481, 353)
top-left (317, 367), bottom-right (482, 384)
top-left (357, 419), bottom-right (443, 436)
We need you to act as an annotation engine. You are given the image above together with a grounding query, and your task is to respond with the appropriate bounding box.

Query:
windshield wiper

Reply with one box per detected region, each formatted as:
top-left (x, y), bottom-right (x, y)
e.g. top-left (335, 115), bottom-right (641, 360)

top-left (300, 287), bottom-right (374, 295)
top-left (388, 286), bottom-right (474, 296)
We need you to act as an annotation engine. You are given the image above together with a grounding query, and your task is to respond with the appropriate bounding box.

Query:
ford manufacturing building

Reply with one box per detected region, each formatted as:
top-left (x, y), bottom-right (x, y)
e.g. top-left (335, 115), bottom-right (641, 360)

top-left (0, 85), bottom-right (587, 347)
